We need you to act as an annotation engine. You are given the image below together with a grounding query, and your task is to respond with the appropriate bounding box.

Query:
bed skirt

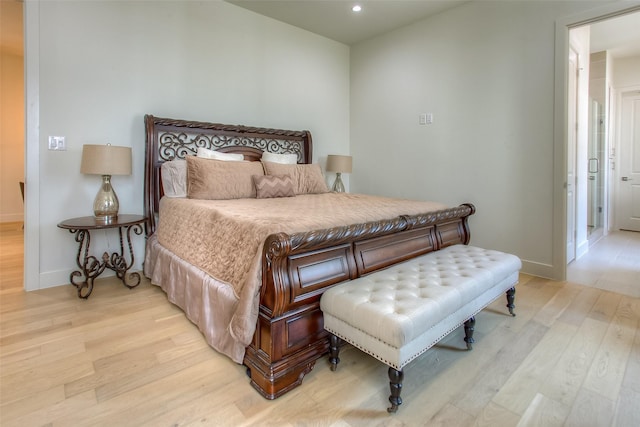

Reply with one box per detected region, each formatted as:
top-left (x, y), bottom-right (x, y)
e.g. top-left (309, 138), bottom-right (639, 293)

top-left (144, 234), bottom-right (253, 363)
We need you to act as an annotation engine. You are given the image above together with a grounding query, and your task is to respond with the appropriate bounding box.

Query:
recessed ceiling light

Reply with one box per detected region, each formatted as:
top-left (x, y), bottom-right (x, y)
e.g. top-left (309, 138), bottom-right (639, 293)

top-left (352, 5), bottom-right (362, 13)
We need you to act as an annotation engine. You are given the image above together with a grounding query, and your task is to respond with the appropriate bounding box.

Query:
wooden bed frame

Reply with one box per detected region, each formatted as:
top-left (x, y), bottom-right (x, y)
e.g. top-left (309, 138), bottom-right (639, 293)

top-left (143, 115), bottom-right (475, 399)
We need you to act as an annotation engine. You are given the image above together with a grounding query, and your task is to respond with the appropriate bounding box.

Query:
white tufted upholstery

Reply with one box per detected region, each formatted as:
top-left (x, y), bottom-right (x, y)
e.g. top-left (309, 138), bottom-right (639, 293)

top-left (321, 244), bottom-right (521, 370)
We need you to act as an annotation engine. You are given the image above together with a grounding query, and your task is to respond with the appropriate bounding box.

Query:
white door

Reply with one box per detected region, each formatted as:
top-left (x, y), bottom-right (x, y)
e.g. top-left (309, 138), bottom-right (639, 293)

top-left (567, 48), bottom-right (579, 262)
top-left (616, 90), bottom-right (640, 231)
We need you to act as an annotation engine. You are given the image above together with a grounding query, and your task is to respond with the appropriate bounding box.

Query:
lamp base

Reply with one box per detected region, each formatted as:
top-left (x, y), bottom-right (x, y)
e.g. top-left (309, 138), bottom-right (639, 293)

top-left (332, 173), bottom-right (346, 193)
top-left (93, 175), bottom-right (119, 222)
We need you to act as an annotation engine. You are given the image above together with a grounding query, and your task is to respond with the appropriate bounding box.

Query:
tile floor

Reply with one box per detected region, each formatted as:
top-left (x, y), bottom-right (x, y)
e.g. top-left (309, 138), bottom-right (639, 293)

top-left (567, 229), bottom-right (640, 298)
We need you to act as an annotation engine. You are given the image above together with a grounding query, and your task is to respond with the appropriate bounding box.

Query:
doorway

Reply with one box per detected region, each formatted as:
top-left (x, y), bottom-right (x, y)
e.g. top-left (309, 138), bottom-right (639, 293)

top-left (0, 1), bottom-right (25, 293)
top-left (565, 9), bottom-right (640, 273)
top-left (587, 97), bottom-right (605, 242)
top-left (616, 89), bottom-right (640, 231)
top-left (586, 48), bottom-right (607, 245)
top-left (0, 0), bottom-right (25, 227)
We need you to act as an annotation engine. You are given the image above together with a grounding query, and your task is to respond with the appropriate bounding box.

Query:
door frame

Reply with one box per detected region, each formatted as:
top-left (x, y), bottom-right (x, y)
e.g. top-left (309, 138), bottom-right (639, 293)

top-left (24, 1), bottom-right (40, 292)
top-left (553, 3), bottom-right (640, 280)
top-left (566, 45), bottom-right (579, 264)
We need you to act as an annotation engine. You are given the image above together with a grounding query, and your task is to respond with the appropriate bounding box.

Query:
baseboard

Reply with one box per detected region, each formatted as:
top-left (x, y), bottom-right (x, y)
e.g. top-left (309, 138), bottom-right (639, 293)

top-left (576, 240), bottom-right (590, 260)
top-left (38, 263), bottom-right (143, 290)
top-left (38, 269), bottom-right (95, 289)
top-left (520, 259), bottom-right (557, 281)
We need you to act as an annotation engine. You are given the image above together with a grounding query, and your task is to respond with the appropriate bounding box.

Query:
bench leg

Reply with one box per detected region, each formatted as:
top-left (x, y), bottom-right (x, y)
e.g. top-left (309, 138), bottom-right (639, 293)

top-left (329, 334), bottom-right (341, 371)
top-left (506, 287), bottom-right (516, 316)
top-left (464, 316), bottom-right (475, 350)
top-left (387, 367), bottom-right (404, 413)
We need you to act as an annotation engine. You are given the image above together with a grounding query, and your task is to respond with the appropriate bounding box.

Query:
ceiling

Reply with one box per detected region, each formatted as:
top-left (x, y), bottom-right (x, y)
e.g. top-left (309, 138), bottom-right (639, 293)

top-left (228, 0), bottom-right (640, 57)
top-left (589, 10), bottom-right (640, 58)
top-left (227, 0), bottom-right (469, 45)
top-left (2, 1), bottom-right (639, 57)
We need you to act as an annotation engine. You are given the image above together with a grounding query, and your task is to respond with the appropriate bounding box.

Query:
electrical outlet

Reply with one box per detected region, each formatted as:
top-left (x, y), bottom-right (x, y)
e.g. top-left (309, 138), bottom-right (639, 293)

top-left (48, 136), bottom-right (66, 151)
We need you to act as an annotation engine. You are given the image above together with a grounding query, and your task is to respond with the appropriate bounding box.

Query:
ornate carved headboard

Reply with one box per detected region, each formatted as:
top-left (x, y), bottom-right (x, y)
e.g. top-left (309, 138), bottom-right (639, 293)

top-left (143, 115), bottom-right (313, 235)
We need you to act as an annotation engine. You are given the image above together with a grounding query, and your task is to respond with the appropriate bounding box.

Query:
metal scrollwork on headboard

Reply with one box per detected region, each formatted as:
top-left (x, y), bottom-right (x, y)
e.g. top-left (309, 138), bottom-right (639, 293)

top-left (157, 131), bottom-right (305, 163)
top-left (144, 114), bottom-right (313, 236)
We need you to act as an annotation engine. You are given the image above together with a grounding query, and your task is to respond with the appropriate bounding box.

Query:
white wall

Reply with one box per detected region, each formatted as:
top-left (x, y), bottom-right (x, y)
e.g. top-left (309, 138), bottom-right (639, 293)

top-left (350, 1), bottom-right (609, 278)
top-left (612, 55), bottom-right (640, 87)
top-left (0, 51), bottom-right (24, 222)
top-left (589, 52), bottom-right (607, 105)
top-left (31, 0), bottom-right (350, 289)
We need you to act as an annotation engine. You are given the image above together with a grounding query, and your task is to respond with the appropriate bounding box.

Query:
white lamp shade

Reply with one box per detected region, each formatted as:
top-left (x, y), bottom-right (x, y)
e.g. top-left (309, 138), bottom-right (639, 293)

top-left (81, 144), bottom-right (132, 176)
top-left (326, 155), bottom-right (352, 174)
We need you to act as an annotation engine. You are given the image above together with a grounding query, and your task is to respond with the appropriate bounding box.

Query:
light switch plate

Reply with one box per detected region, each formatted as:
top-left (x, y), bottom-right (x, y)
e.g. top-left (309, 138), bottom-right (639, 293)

top-left (48, 136), bottom-right (66, 151)
top-left (425, 113), bottom-right (433, 124)
top-left (419, 113), bottom-right (433, 125)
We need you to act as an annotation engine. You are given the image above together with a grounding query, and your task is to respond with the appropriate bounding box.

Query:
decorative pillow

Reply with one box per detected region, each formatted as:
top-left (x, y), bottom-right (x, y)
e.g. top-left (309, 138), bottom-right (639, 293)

top-left (253, 175), bottom-right (296, 199)
top-left (261, 152), bottom-right (298, 164)
top-left (197, 147), bottom-right (245, 161)
top-left (160, 159), bottom-right (187, 198)
top-left (186, 156), bottom-right (264, 200)
top-left (261, 161), bottom-right (329, 195)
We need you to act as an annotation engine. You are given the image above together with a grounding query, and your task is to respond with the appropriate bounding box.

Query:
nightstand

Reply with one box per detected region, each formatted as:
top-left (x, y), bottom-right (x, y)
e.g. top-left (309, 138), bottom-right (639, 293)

top-left (57, 214), bottom-right (146, 299)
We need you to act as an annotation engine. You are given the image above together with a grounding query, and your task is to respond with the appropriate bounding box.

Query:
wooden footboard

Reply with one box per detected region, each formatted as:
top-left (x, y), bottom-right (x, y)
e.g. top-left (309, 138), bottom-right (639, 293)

top-left (243, 203), bottom-right (475, 399)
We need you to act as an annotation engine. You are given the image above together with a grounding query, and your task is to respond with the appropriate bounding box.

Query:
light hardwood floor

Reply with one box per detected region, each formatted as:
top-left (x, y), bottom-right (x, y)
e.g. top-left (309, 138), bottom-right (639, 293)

top-left (1, 222), bottom-right (639, 426)
top-left (567, 231), bottom-right (640, 298)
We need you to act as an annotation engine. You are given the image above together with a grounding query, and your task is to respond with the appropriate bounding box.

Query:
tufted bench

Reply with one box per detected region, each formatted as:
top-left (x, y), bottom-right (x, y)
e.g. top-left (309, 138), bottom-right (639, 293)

top-left (320, 244), bottom-right (521, 413)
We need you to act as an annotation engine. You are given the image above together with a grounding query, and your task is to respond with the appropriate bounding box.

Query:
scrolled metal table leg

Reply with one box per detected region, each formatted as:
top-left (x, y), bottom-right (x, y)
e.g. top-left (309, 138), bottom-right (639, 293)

top-left (107, 224), bottom-right (142, 290)
top-left (69, 229), bottom-right (106, 299)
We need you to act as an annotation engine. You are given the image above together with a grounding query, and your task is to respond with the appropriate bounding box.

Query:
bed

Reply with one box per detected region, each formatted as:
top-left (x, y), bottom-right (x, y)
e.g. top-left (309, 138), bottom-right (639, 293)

top-left (142, 115), bottom-right (475, 399)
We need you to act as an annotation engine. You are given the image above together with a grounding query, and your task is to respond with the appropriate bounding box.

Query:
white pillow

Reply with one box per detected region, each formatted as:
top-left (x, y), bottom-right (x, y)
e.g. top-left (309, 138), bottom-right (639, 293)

top-left (197, 147), bottom-right (244, 161)
top-left (161, 159), bottom-right (187, 198)
top-left (261, 152), bottom-right (298, 164)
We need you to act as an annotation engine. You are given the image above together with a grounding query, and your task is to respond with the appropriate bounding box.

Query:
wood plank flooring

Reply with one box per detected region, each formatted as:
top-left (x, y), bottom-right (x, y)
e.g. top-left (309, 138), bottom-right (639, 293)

top-left (1, 223), bottom-right (639, 426)
top-left (567, 231), bottom-right (640, 298)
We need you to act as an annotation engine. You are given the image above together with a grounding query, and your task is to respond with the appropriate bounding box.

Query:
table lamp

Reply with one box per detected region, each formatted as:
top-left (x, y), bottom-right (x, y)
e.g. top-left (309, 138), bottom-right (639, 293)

top-left (326, 154), bottom-right (352, 193)
top-left (81, 144), bottom-right (132, 222)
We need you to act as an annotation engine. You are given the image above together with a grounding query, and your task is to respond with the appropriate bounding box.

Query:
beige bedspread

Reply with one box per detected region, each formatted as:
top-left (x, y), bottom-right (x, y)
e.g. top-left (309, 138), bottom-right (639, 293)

top-left (147, 193), bottom-right (447, 362)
